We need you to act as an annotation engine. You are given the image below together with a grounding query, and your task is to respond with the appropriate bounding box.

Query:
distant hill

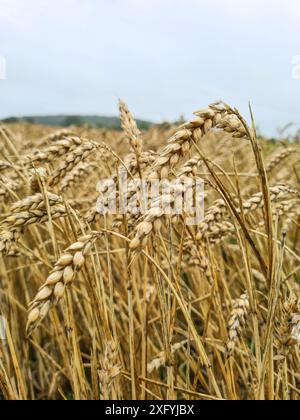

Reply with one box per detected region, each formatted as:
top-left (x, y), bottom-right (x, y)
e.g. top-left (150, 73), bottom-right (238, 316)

top-left (1, 115), bottom-right (153, 130)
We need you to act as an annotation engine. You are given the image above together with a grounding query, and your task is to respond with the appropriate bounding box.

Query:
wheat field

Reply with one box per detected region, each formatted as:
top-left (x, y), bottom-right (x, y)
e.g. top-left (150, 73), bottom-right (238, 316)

top-left (0, 101), bottom-right (299, 401)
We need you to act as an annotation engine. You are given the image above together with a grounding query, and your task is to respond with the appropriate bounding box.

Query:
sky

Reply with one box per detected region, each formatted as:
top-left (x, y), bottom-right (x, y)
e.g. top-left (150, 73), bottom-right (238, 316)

top-left (0, 0), bottom-right (300, 136)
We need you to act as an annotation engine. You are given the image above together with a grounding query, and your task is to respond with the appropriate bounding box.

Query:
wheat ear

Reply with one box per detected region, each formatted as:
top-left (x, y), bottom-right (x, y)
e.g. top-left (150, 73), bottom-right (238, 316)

top-left (226, 293), bottom-right (250, 356)
top-left (0, 193), bottom-right (67, 255)
top-left (266, 148), bottom-right (296, 173)
top-left (49, 141), bottom-right (110, 187)
top-left (22, 136), bottom-right (83, 166)
top-left (277, 295), bottom-right (300, 355)
top-left (45, 129), bottom-right (75, 142)
top-left (26, 232), bottom-right (101, 335)
top-left (148, 106), bottom-right (226, 180)
top-left (119, 100), bottom-right (143, 156)
top-left (99, 340), bottom-right (121, 399)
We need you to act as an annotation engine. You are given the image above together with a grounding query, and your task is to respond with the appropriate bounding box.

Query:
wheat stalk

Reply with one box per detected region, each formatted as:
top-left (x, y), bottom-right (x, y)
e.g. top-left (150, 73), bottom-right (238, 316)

top-left (0, 160), bottom-right (12, 172)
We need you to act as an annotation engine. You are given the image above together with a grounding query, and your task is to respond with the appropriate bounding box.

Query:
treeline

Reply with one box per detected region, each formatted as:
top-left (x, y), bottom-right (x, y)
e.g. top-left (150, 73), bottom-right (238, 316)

top-left (1, 115), bottom-right (152, 130)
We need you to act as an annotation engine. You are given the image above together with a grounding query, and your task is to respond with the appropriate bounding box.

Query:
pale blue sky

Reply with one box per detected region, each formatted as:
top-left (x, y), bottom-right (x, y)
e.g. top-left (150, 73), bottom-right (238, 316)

top-left (0, 0), bottom-right (300, 135)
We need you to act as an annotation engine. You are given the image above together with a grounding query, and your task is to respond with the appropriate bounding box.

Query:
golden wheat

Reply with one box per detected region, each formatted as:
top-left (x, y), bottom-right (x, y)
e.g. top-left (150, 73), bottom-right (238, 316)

top-left (0, 100), bottom-right (300, 401)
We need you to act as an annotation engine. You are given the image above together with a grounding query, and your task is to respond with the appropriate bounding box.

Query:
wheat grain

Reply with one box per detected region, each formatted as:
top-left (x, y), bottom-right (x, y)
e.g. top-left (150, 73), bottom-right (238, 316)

top-left (60, 162), bottom-right (97, 192)
top-left (49, 140), bottom-right (110, 187)
top-left (206, 221), bottom-right (235, 244)
top-left (216, 115), bottom-right (249, 138)
top-left (0, 176), bottom-right (22, 200)
top-left (26, 232), bottom-right (101, 335)
top-left (45, 129), bottom-right (75, 142)
top-left (10, 192), bottom-right (63, 214)
top-left (99, 340), bottom-right (121, 399)
top-left (196, 199), bottom-right (227, 242)
top-left (22, 136), bottom-right (83, 167)
top-left (266, 148), bottom-right (296, 173)
top-left (183, 239), bottom-right (211, 274)
top-left (29, 167), bottom-right (48, 193)
top-left (242, 185), bottom-right (300, 214)
top-left (0, 193), bottom-right (67, 255)
top-left (123, 151), bottom-right (157, 176)
top-left (277, 296), bottom-right (300, 353)
top-left (148, 106), bottom-right (227, 180)
top-left (119, 100), bottom-right (143, 156)
top-left (176, 155), bottom-right (202, 178)
top-left (129, 155), bottom-right (206, 250)
top-left (196, 185), bottom-right (300, 242)
top-left (226, 293), bottom-right (250, 356)
top-left (147, 341), bottom-right (187, 373)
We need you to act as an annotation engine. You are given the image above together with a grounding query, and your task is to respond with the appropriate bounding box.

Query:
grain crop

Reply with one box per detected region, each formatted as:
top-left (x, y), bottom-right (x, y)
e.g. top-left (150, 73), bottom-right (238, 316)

top-left (0, 101), bottom-right (299, 401)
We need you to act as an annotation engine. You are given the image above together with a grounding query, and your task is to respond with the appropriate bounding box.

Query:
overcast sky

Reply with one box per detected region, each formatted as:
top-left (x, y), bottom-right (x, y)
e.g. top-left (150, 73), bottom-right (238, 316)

top-left (0, 0), bottom-right (300, 135)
